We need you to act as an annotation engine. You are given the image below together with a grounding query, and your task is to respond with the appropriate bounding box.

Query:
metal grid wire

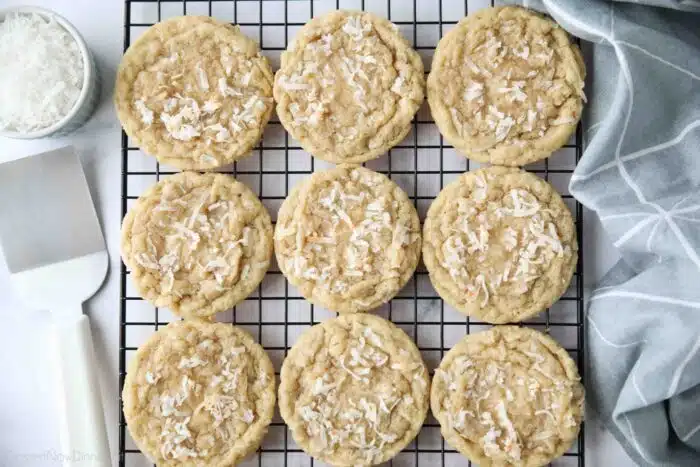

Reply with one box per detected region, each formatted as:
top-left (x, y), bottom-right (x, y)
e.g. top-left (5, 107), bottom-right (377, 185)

top-left (119, 1), bottom-right (586, 466)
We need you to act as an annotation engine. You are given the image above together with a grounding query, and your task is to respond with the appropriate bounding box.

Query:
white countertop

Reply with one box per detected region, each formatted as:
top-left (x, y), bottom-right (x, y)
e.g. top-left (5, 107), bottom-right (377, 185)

top-left (0, 0), bottom-right (634, 465)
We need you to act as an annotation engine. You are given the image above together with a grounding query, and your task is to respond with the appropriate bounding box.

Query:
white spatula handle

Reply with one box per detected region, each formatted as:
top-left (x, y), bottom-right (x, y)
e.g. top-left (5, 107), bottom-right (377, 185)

top-left (52, 312), bottom-right (111, 467)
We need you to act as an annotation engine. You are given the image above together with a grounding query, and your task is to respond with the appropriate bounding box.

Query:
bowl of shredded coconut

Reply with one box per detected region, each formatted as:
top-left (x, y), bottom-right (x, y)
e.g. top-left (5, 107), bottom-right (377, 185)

top-left (0, 7), bottom-right (99, 138)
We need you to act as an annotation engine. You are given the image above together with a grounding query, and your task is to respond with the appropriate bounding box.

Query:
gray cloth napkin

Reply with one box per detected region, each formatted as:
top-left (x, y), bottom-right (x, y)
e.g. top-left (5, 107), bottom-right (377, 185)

top-left (522, 0), bottom-right (700, 465)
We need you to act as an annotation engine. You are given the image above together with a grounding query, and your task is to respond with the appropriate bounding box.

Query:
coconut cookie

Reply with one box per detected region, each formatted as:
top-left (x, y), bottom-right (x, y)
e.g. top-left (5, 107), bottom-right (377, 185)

top-left (423, 167), bottom-right (577, 323)
top-left (428, 6), bottom-right (585, 166)
top-left (275, 165), bottom-right (421, 314)
top-left (431, 326), bottom-right (584, 467)
top-left (121, 172), bottom-right (272, 319)
top-left (115, 16), bottom-right (274, 170)
top-left (123, 320), bottom-right (276, 466)
top-left (274, 10), bottom-right (424, 164)
top-left (280, 313), bottom-right (430, 466)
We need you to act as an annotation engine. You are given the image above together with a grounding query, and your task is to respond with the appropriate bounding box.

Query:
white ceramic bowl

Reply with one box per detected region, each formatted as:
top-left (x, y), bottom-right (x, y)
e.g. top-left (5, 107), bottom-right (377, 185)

top-left (0, 7), bottom-right (100, 139)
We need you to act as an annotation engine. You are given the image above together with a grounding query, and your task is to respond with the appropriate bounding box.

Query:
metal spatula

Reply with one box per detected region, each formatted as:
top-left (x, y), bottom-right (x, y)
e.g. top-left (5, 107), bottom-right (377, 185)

top-left (0, 147), bottom-right (110, 467)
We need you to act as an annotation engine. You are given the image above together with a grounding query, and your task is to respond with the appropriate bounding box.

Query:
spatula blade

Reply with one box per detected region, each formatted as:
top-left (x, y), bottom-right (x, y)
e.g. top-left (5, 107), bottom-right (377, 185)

top-left (0, 146), bottom-right (106, 274)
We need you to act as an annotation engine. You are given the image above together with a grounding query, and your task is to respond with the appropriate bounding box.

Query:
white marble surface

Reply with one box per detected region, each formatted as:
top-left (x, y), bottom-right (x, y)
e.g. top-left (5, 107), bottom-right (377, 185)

top-left (0, 0), bottom-right (633, 465)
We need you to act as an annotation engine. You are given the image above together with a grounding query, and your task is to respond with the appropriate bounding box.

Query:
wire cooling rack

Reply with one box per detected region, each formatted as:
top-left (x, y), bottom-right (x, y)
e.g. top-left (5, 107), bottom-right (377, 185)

top-left (119, 0), bottom-right (586, 466)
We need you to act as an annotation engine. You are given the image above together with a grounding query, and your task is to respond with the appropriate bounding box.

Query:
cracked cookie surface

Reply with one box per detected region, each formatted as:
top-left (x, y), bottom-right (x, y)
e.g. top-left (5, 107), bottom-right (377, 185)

top-left (115, 16), bottom-right (274, 170)
top-left (274, 10), bottom-right (424, 164)
top-left (422, 166), bottom-right (577, 323)
top-left (428, 6), bottom-right (585, 166)
top-left (431, 326), bottom-right (584, 467)
top-left (275, 165), bottom-right (421, 314)
top-left (121, 172), bottom-right (272, 319)
top-left (122, 321), bottom-right (276, 466)
top-left (280, 313), bottom-right (430, 466)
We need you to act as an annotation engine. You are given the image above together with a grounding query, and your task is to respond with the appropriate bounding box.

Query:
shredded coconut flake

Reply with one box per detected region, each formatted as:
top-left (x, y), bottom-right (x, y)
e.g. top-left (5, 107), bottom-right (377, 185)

top-left (194, 62), bottom-right (209, 91)
top-left (512, 45), bottom-right (529, 60)
top-left (391, 73), bottom-right (405, 94)
top-left (494, 116), bottom-right (515, 142)
top-left (178, 355), bottom-right (207, 369)
top-left (463, 81), bottom-right (484, 102)
top-left (498, 80), bottom-right (527, 103)
top-left (220, 52), bottom-right (233, 75)
top-left (342, 15), bottom-right (372, 41)
top-left (279, 74), bottom-right (310, 91)
top-left (502, 227), bottom-right (518, 252)
top-left (465, 56), bottom-right (492, 77)
top-left (145, 371), bottom-right (158, 384)
top-left (320, 34), bottom-right (333, 56)
top-left (494, 400), bottom-right (522, 460)
top-left (473, 174), bottom-right (488, 202)
top-left (135, 99), bottom-right (154, 125)
top-left (202, 99), bottom-right (220, 114)
top-left (217, 77), bottom-right (242, 97)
